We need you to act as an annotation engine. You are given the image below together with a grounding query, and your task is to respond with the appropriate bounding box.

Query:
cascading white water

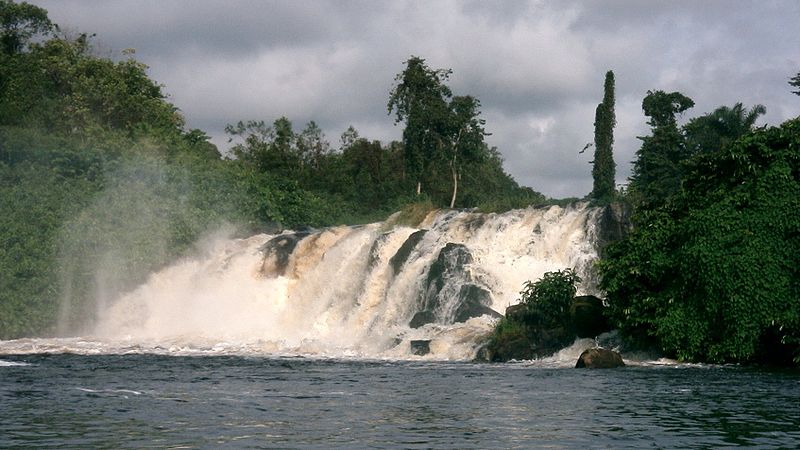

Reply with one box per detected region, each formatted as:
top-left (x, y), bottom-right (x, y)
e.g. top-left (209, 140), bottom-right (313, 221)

top-left (48, 203), bottom-right (604, 360)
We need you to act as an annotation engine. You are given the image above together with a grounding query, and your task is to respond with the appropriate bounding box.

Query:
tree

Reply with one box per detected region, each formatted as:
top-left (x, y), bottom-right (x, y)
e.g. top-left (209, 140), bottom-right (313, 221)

top-left (684, 103), bottom-right (766, 156)
top-left (388, 56), bottom-right (488, 207)
top-left (790, 72), bottom-right (800, 96)
top-left (296, 120), bottom-right (330, 170)
top-left (628, 90), bottom-right (694, 208)
top-left (600, 117), bottom-right (800, 364)
top-left (441, 95), bottom-right (487, 208)
top-left (388, 56), bottom-right (452, 197)
top-left (590, 70), bottom-right (616, 204)
top-left (0, 0), bottom-right (53, 55)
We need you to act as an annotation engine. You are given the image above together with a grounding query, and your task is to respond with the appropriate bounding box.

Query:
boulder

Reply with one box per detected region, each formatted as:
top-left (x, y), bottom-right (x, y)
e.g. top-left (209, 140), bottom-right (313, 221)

top-left (570, 295), bottom-right (610, 338)
top-left (453, 285), bottom-right (502, 323)
top-left (410, 340), bottom-right (431, 356)
top-left (575, 348), bottom-right (625, 368)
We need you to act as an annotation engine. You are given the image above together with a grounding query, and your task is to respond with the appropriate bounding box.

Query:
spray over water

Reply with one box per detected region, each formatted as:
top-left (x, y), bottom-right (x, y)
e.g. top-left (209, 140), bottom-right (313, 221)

top-left (76, 203), bottom-right (604, 360)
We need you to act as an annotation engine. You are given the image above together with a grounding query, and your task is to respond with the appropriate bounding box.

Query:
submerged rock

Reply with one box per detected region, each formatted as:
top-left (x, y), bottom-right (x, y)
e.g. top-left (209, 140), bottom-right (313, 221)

top-left (575, 348), bottom-right (625, 368)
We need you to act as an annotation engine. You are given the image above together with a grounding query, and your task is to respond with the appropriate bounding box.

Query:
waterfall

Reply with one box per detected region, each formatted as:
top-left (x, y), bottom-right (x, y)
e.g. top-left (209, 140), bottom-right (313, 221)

top-left (89, 203), bottom-right (603, 360)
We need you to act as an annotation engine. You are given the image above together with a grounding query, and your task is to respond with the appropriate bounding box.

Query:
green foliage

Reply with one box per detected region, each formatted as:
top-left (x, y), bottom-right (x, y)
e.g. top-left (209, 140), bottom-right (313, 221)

top-left (790, 71), bottom-right (800, 96)
top-left (628, 90), bottom-right (694, 209)
top-left (0, 0), bottom-right (52, 55)
top-left (591, 70), bottom-right (616, 204)
top-left (684, 103), bottom-right (766, 156)
top-left (519, 269), bottom-right (581, 326)
top-left (601, 118), bottom-right (800, 364)
top-left (388, 56), bottom-right (501, 207)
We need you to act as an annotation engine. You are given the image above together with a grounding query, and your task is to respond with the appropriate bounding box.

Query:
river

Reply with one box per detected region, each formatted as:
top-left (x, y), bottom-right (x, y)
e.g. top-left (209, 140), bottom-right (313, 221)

top-left (2, 353), bottom-right (799, 448)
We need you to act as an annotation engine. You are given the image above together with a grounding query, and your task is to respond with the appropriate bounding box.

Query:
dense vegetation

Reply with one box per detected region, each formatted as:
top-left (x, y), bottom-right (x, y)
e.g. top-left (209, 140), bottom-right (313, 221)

top-left (600, 89), bottom-right (800, 365)
top-left (0, 2), bottom-right (541, 338)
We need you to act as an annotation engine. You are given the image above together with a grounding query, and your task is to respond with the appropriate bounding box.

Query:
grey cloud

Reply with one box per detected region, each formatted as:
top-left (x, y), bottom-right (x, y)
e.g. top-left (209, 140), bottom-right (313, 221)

top-left (29, 0), bottom-right (800, 198)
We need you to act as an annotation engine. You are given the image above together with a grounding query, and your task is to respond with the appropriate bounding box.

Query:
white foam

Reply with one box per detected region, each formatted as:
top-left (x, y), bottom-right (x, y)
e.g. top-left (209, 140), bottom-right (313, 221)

top-left (10, 204), bottom-right (607, 361)
top-left (0, 359), bottom-right (31, 367)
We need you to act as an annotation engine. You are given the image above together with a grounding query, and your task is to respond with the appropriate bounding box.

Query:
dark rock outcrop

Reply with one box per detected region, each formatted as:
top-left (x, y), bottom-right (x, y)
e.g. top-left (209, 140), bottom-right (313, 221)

top-left (409, 311), bottom-right (437, 329)
top-left (389, 230), bottom-right (427, 276)
top-left (410, 340), bottom-right (431, 356)
top-left (409, 243), bottom-right (499, 328)
top-left (575, 348), bottom-right (625, 368)
top-left (596, 202), bottom-right (632, 257)
top-left (260, 232), bottom-right (311, 276)
top-left (570, 295), bottom-right (610, 338)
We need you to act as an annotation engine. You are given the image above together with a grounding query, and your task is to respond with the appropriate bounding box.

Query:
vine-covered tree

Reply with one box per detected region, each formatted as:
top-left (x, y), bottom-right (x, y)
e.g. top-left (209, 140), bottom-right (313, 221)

top-left (590, 70), bottom-right (616, 204)
top-left (628, 90), bottom-right (694, 208)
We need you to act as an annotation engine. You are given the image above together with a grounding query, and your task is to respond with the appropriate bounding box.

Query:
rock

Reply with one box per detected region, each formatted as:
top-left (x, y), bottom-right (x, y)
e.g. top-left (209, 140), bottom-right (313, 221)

top-left (570, 295), bottom-right (610, 338)
top-left (596, 202), bottom-right (632, 257)
top-left (410, 243), bottom-right (498, 327)
top-left (260, 232), bottom-right (311, 276)
top-left (575, 348), bottom-right (625, 368)
top-left (410, 340), bottom-right (430, 356)
top-left (389, 230), bottom-right (427, 276)
top-left (453, 284), bottom-right (502, 323)
top-left (409, 311), bottom-right (437, 329)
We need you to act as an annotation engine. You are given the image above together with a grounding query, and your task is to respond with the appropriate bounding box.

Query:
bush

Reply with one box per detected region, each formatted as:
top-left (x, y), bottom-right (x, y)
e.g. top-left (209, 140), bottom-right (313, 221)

top-left (520, 269), bottom-right (581, 327)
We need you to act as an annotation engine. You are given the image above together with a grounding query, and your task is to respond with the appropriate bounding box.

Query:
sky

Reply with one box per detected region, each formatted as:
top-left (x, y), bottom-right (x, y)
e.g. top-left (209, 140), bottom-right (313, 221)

top-left (30, 0), bottom-right (800, 198)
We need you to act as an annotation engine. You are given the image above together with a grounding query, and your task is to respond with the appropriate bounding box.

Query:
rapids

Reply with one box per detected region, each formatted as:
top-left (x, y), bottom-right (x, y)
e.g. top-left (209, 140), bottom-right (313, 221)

top-left (13, 203), bottom-right (606, 360)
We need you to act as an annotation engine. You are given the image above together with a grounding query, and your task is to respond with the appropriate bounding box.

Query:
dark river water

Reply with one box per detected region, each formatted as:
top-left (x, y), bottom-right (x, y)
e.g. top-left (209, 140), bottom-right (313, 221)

top-left (2, 354), bottom-right (799, 448)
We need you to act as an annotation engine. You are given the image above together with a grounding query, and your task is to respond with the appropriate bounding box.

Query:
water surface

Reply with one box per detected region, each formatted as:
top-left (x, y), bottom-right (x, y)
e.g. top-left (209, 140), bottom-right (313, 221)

top-left (2, 354), bottom-right (798, 448)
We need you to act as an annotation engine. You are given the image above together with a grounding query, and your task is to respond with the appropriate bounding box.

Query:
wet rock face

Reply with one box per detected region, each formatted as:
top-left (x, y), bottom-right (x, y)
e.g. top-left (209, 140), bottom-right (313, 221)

top-left (389, 230), bottom-right (427, 276)
top-left (575, 348), bottom-right (625, 368)
top-left (596, 202), bottom-right (632, 256)
top-left (409, 243), bottom-right (500, 328)
top-left (260, 232), bottom-right (311, 276)
top-left (570, 295), bottom-right (610, 338)
top-left (410, 340), bottom-right (431, 356)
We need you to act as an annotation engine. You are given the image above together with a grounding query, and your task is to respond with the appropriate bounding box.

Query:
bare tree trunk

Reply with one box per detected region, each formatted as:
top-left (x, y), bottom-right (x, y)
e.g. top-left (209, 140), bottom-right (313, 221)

top-left (449, 164), bottom-right (458, 208)
top-left (416, 181), bottom-right (421, 196)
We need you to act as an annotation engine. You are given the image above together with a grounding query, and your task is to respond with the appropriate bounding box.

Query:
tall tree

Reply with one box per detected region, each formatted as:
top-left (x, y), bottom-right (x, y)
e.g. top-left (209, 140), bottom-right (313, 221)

top-left (387, 56), bottom-right (452, 196)
top-left (441, 95), bottom-right (487, 208)
top-left (590, 70), bottom-right (616, 204)
top-left (628, 90), bottom-right (694, 208)
top-left (388, 56), bottom-right (488, 207)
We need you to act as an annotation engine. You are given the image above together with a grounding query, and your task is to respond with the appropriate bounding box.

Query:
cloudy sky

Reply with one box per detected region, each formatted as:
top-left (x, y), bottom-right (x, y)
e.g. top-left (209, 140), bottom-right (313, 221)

top-left (31, 0), bottom-right (800, 198)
